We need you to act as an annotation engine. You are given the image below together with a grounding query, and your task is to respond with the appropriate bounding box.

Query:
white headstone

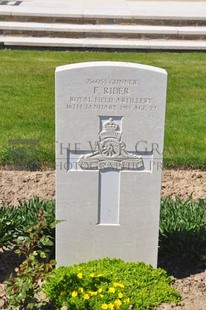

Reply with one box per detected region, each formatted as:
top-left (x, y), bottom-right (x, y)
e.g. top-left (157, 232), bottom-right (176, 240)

top-left (56, 61), bottom-right (167, 267)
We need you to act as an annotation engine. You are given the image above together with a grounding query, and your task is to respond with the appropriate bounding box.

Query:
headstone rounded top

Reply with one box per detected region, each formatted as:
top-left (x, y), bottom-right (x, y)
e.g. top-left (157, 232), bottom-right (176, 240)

top-left (56, 61), bottom-right (167, 76)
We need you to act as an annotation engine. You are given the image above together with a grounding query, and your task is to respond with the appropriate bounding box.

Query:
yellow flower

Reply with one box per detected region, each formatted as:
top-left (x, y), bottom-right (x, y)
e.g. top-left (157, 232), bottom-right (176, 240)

top-left (92, 291), bottom-right (98, 296)
top-left (108, 303), bottom-right (114, 309)
top-left (78, 287), bottom-right (84, 294)
top-left (77, 272), bottom-right (83, 279)
top-left (90, 273), bottom-right (95, 278)
top-left (98, 288), bottom-right (103, 293)
top-left (83, 294), bottom-right (90, 300)
top-left (100, 294), bottom-right (104, 298)
top-left (113, 299), bottom-right (122, 309)
top-left (71, 290), bottom-right (78, 298)
top-left (113, 282), bottom-right (124, 288)
top-left (108, 287), bottom-right (115, 294)
top-left (101, 304), bottom-right (108, 309)
top-left (88, 290), bottom-right (97, 296)
top-left (118, 293), bottom-right (123, 299)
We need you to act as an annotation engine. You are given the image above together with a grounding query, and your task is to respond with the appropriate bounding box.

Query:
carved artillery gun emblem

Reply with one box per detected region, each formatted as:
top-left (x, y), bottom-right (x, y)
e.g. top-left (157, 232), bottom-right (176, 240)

top-left (78, 118), bottom-right (144, 170)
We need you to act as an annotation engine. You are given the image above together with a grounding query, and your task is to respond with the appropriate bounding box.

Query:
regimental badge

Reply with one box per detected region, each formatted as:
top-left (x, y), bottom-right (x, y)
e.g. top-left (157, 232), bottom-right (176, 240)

top-left (78, 118), bottom-right (144, 170)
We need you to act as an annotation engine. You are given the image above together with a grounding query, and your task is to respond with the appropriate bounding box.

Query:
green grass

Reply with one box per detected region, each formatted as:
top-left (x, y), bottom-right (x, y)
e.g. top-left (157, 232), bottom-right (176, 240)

top-left (0, 50), bottom-right (206, 168)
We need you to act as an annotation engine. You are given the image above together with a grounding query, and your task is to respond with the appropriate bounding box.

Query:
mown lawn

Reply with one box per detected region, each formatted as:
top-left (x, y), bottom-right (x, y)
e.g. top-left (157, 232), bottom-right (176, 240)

top-left (0, 50), bottom-right (205, 168)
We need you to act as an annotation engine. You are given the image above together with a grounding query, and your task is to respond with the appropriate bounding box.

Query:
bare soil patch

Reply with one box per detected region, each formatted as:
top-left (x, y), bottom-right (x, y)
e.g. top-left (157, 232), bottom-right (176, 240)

top-left (0, 168), bottom-right (205, 309)
top-left (0, 168), bottom-right (206, 205)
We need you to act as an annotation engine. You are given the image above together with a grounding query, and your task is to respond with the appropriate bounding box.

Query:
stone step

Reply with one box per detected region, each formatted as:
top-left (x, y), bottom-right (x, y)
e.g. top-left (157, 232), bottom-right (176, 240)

top-left (0, 21), bottom-right (206, 40)
top-left (0, 12), bottom-right (206, 27)
top-left (1, 35), bottom-right (206, 50)
top-left (0, 0), bottom-right (205, 50)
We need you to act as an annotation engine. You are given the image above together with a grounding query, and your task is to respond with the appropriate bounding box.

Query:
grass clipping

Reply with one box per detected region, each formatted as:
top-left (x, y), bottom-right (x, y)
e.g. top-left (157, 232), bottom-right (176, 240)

top-left (44, 258), bottom-right (180, 310)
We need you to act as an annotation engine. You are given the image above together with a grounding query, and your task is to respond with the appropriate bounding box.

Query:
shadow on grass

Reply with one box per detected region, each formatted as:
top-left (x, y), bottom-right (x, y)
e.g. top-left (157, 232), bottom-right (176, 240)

top-left (1, 246), bottom-right (205, 284)
top-left (158, 252), bottom-right (206, 279)
top-left (158, 227), bottom-right (206, 278)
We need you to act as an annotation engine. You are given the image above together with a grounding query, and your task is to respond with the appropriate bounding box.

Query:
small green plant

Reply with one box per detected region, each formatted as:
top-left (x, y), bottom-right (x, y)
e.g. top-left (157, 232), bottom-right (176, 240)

top-left (44, 258), bottom-right (180, 310)
top-left (5, 209), bottom-right (56, 310)
top-left (0, 197), bottom-right (55, 248)
top-left (159, 196), bottom-right (206, 263)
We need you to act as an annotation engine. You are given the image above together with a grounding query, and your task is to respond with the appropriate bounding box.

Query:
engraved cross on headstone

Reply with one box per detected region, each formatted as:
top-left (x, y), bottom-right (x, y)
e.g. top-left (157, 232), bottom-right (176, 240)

top-left (68, 117), bottom-right (144, 225)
